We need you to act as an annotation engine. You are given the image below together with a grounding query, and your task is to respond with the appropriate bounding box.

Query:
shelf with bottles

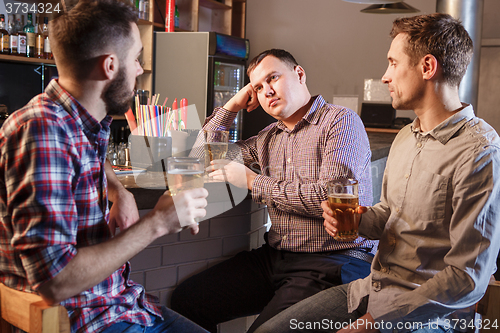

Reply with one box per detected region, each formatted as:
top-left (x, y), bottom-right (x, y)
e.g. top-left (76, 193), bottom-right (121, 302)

top-left (199, 0), bottom-right (231, 10)
top-left (136, 6), bottom-right (153, 93)
top-left (0, 13), bottom-right (54, 64)
top-left (151, 0), bottom-right (245, 37)
top-left (0, 53), bottom-right (55, 65)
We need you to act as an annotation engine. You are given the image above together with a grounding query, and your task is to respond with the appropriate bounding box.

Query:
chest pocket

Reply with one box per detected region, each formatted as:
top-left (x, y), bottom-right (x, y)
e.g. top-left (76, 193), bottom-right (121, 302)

top-left (406, 169), bottom-right (449, 222)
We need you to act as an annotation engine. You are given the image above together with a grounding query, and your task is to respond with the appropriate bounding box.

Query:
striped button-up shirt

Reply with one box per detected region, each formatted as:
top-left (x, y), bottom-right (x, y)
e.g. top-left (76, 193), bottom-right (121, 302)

top-left (204, 95), bottom-right (376, 253)
top-left (0, 80), bottom-right (162, 332)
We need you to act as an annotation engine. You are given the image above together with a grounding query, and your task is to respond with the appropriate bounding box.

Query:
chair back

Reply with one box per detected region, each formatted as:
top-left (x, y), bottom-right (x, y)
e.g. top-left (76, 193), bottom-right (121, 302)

top-left (476, 281), bottom-right (500, 333)
top-left (0, 283), bottom-right (70, 333)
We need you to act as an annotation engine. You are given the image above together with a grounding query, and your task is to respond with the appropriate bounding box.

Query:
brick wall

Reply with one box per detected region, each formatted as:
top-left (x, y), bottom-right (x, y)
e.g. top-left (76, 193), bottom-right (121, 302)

top-left (129, 198), bottom-right (269, 332)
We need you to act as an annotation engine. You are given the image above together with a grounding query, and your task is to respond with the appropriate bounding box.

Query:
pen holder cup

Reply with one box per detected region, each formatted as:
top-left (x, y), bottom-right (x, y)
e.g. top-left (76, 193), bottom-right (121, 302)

top-left (129, 131), bottom-right (189, 172)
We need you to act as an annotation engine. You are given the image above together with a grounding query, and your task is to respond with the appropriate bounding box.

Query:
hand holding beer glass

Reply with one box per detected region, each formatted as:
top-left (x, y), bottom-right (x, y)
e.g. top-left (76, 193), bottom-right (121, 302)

top-left (204, 130), bottom-right (229, 178)
top-left (326, 179), bottom-right (360, 241)
top-left (166, 157), bottom-right (206, 231)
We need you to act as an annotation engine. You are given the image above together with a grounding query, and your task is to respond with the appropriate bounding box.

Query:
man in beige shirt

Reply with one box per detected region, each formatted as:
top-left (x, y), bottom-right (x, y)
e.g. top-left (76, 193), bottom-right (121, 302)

top-left (254, 12), bottom-right (500, 333)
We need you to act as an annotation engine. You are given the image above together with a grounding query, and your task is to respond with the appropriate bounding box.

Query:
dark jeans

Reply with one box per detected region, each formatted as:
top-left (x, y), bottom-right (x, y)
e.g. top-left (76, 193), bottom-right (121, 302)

top-left (170, 241), bottom-right (372, 333)
top-left (101, 306), bottom-right (208, 333)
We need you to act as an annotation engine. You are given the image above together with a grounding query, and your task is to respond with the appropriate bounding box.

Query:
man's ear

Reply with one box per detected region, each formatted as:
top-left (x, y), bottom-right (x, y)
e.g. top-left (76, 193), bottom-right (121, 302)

top-left (102, 54), bottom-right (119, 80)
top-left (295, 65), bottom-right (306, 84)
top-left (421, 54), bottom-right (438, 81)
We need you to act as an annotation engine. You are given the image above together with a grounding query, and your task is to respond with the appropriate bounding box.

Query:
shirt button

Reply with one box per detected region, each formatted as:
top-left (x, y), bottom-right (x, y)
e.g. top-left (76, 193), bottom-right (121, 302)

top-left (417, 142), bottom-right (422, 148)
top-left (396, 207), bottom-right (400, 213)
top-left (381, 267), bottom-right (388, 273)
top-left (404, 174), bottom-right (409, 179)
top-left (283, 235), bottom-right (287, 241)
top-left (287, 158), bottom-right (292, 163)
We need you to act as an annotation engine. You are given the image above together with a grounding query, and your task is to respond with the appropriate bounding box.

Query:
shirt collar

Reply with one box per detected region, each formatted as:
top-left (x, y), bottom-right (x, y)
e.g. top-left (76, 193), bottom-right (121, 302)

top-left (304, 95), bottom-right (325, 125)
top-left (275, 95), bottom-right (325, 132)
top-left (45, 79), bottom-right (113, 135)
top-left (410, 104), bottom-right (475, 144)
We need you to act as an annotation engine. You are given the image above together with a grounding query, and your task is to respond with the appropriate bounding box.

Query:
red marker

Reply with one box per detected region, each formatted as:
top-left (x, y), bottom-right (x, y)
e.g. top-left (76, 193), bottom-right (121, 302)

top-left (124, 108), bottom-right (137, 133)
top-left (180, 98), bottom-right (188, 129)
top-left (172, 98), bottom-right (178, 130)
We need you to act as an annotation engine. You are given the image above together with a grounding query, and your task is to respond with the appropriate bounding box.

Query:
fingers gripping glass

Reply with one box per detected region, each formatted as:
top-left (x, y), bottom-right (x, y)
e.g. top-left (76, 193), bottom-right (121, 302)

top-left (327, 179), bottom-right (359, 242)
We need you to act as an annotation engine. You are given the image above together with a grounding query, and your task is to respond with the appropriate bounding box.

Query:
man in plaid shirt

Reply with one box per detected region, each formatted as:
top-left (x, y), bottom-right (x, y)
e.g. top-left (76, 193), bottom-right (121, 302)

top-left (172, 49), bottom-right (376, 333)
top-left (0, 0), bottom-right (208, 332)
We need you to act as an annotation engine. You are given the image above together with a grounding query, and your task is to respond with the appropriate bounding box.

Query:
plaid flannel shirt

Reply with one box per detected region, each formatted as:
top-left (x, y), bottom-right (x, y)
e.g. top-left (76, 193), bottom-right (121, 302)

top-left (0, 79), bottom-right (162, 332)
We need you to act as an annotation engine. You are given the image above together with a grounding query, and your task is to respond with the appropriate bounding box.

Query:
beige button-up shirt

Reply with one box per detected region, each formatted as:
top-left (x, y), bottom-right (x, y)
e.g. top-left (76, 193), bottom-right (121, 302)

top-left (348, 105), bottom-right (500, 333)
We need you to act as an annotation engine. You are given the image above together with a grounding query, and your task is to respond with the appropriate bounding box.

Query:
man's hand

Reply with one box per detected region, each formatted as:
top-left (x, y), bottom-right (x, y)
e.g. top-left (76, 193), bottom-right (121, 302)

top-left (108, 189), bottom-right (140, 235)
top-left (152, 188), bottom-right (209, 236)
top-left (321, 200), bottom-right (367, 238)
top-left (208, 159), bottom-right (257, 190)
top-left (105, 159), bottom-right (140, 235)
top-left (223, 83), bottom-right (260, 113)
top-left (338, 313), bottom-right (380, 333)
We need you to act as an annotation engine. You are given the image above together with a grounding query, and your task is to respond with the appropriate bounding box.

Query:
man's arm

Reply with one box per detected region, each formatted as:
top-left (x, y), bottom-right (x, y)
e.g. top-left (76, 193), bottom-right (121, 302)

top-left (251, 109), bottom-right (372, 217)
top-left (105, 159), bottom-right (140, 234)
top-left (190, 83), bottom-right (261, 175)
top-left (38, 188), bottom-right (208, 305)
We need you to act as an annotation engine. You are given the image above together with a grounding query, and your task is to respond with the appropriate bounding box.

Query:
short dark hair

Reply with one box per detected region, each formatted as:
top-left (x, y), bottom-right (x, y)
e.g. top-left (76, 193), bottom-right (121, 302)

top-left (247, 49), bottom-right (299, 76)
top-left (50, 0), bottom-right (138, 77)
top-left (390, 13), bottom-right (473, 87)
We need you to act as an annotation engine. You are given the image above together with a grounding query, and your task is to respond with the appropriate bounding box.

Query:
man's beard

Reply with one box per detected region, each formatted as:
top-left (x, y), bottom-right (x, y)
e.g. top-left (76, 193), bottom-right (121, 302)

top-left (102, 66), bottom-right (133, 116)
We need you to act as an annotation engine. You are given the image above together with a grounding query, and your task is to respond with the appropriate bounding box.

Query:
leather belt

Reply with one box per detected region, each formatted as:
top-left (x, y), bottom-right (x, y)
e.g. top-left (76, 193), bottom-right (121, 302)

top-left (337, 249), bottom-right (374, 264)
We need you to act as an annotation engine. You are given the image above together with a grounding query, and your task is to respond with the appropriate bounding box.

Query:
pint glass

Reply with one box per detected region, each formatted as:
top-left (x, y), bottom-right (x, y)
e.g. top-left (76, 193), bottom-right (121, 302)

top-left (327, 179), bottom-right (359, 241)
top-left (166, 157), bottom-right (204, 196)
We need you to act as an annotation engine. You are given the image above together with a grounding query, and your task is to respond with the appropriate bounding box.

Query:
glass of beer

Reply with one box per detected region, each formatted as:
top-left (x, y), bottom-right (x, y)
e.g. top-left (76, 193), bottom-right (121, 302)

top-left (327, 179), bottom-right (359, 241)
top-left (166, 157), bottom-right (204, 196)
top-left (203, 130), bottom-right (229, 173)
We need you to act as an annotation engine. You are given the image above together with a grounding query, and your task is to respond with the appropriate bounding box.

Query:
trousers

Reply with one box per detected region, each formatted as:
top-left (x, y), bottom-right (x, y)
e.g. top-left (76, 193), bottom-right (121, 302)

top-left (254, 284), bottom-right (462, 333)
top-left (100, 306), bottom-right (208, 333)
top-left (170, 241), bottom-right (372, 333)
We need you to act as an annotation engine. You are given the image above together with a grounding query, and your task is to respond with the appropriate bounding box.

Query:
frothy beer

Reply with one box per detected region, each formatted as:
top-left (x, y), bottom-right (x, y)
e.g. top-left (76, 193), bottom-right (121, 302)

top-left (328, 193), bottom-right (359, 241)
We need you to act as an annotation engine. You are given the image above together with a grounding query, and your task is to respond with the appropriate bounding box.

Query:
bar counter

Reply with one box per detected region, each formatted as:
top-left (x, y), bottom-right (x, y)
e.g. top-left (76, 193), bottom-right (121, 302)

top-left (119, 130), bottom-right (398, 210)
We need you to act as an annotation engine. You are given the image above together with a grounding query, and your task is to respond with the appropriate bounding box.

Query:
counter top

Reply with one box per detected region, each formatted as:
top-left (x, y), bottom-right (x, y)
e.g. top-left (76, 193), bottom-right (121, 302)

top-left (367, 131), bottom-right (398, 161)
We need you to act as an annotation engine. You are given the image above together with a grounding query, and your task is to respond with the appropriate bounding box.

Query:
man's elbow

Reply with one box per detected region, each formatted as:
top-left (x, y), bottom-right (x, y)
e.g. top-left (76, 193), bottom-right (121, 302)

top-left (37, 280), bottom-right (68, 305)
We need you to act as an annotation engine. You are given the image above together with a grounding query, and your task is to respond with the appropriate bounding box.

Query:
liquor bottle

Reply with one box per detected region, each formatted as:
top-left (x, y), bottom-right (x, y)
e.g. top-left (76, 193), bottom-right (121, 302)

top-left (15, 14), bottom-right (27, 57)
top-left (35, 15), bottom-right (44, 58)
top-left (34, 14), bottom-right (40, 33)
top-left (0, 14), bottom-right (9, 55)
top-left (174, 5), bottom-right (179, 28)
top-left (35, 27), bottom-right (44, 57)
top-left (42, 17), bottom-right (52, 59)
top-left (24, 13), bottom-right (36, 57)
top-left (7, 15), bottom-right (17, 55)
top-left (143, 0), bottom-right (149, 20)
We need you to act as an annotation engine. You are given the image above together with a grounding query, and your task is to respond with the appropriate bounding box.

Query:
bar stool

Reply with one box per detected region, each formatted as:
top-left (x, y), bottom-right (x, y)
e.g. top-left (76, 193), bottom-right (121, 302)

top-left (0, 283), bottom-right (70, 333)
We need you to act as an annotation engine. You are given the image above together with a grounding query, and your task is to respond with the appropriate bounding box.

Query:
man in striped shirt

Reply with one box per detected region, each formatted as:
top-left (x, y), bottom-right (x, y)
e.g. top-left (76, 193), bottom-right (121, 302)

top-left (171, 49), bottom-right (376, 333)
top-left (0, 0), bottom-right (208, 332)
